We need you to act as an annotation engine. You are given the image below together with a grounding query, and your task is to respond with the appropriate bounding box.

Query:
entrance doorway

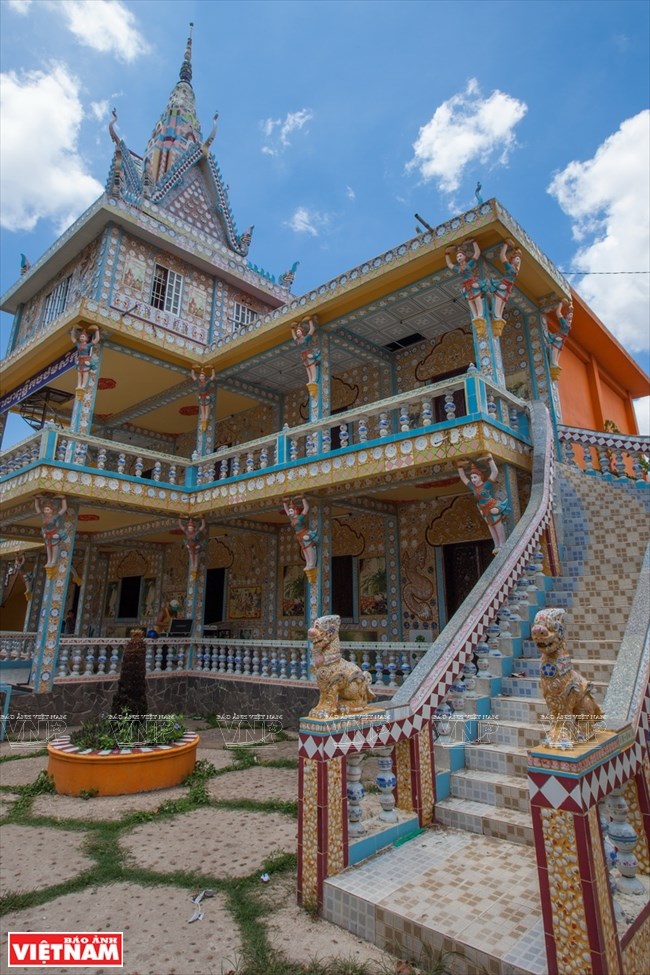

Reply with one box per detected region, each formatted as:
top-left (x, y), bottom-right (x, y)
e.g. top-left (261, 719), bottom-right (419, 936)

top-left (442, 540), bottom-right (493, 621)
top-left (203, 567), bottom-right (226, 626)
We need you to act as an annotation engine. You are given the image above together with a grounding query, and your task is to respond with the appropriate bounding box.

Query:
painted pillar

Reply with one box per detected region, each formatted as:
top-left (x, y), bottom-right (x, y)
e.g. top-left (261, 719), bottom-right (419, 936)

top-left (193, 369), bottom-right (217, 459)
top-left (22, 553), bottom-right (44, 633)
top-left (184, 533), bottom-right (208, 664)
top-left (0, 412), bottom-right (7, 449)
top-left (32, 500), bottom-right (79, 691)
top-left (385, 513), bottom-right (401, 641)
top-left (69, 334), bottom-right (104, 437)
top-left (77, 543), bottom-right (102, 636)
top-left (394, 723), bottom-right (435, 826)
top-left (297, 746), bottom-right (346, 908)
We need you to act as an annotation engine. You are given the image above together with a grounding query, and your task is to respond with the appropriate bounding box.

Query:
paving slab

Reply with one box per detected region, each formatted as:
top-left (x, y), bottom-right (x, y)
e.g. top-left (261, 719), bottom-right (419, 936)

top-left (0, 881), bottom-right (241, 975)
top-left (206, 765), bottom-right (297, 803)
top-left (0, 823), bottom-right (94, 897)
top-left (0, 755), bottom-right (49, 787)
top-left (32, 786), bottom-right (189, 822)
top-left (122, 807), bottom-right (297, 878)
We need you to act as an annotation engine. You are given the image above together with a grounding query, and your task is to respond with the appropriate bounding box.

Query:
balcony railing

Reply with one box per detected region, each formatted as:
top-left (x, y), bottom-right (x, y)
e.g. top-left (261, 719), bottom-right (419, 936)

top-left (51, 636), bottom-right (428, 687)
top-left (558, 425), bottom-right (650, 484)
top-left (0, 372), bottom-right (531, 499)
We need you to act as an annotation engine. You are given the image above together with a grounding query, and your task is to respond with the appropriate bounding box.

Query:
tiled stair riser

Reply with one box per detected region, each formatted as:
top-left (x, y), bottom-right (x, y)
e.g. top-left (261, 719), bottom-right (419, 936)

top-left (491, 720), bottom-right (543, 749)
top-left (516, 656), bottom-right (615, 683)
top-left (450, 770), bottom-right (530, 813)
top-left (492, 696), bottom-right (547, 722)
top-left (434, 799), bottom-right (534, 846)
top-left (465, 744), bottom-right (529, 777)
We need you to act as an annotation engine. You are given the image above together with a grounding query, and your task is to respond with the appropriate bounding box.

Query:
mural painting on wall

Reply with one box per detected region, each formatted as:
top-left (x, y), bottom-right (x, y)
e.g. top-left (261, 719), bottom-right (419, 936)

top-left (282, 564), bottom-right (305, 618)
top-left (105, 581), bottom-right (118, 618)
top-left (425, 495), bottom-right (490, 547)
top-left (457, 454), bottom-right (510, 554)
top-left (414, 329), bottom-right (473, 384)
top-left (359, 557), bottom-right (387, 616)
top-left (122, 254), bottom-right (146, 293)
top-left (229, 586), bottom-right (263, 620)
top-left (142, 578), bottom-right (157, 620)
top-left (187, 285), bottom-right (207, 319)
top-left (401, 543), bottom-right (436, 625)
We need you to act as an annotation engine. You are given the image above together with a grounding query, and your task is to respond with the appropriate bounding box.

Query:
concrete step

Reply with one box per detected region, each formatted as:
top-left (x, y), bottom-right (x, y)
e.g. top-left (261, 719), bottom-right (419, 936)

top-left (464, 741), bottom-right (529, 778)
top-left (435, 796), bottom-right (533, 847)
top-left (492, 695), bottom-right (547, 722)
top-left (450, 768), bottom-right (530, 812)
top-left (491, 719), bottom-right (544, 749)
top-left (323, 829), bottom-right (547, 975)
top-left (513, 657), bottom-right (615, 683)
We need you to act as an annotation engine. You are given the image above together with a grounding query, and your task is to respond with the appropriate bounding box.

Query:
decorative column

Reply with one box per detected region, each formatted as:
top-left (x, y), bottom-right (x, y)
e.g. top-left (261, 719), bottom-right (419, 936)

top-left (297, 743), bottom-right (346, 909)
top-left (32, 498), bottom-right (79, 691)
top-left (69, 325), bottom-right (103, 436)
top-left (179, 517), bottom-right (208, 651)
top-left (394, 723), bottom-right (435, 827)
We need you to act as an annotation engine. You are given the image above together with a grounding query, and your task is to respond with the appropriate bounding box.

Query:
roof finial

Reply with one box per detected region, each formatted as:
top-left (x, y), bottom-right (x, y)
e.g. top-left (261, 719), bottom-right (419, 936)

top-left (179, 22), bottom-right (193, 84)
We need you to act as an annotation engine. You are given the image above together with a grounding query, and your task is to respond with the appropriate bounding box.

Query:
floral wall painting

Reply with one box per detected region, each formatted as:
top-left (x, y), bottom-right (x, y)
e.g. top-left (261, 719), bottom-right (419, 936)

top-left (141, 578), bottom-right (157, 620)
top-left (359, 557), bottom-right (387, 616)
top-left (122, 255), bottom-right (146, 293)
top-left (228, 585), bottom-right (263, 620)
top-left (105, 581), bottom-right (118, 618)
top-left (282, 564), bottom-right (305, 618)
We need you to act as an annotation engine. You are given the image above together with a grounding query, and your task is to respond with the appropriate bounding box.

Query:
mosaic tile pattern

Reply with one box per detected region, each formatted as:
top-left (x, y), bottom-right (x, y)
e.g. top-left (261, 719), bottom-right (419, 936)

top-left (588, 804), bottom-right (622, 973)
top-left (324, 829), bottom-right (547, 975)
top-left (540, 808), bottom-right (591, 975)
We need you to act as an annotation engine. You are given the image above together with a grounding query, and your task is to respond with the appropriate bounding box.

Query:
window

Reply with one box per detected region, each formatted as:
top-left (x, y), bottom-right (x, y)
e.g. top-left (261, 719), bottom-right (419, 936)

top-left (43, 276), bottom-right (72, 325)
top-left (150, 264), bottom-right (183, 314)
top-left (232, 301), bottom-right (258, 330)
top-left (118, 576), bottom-right (142, 619)
top-left (331, 556), bottom-right (355, 619)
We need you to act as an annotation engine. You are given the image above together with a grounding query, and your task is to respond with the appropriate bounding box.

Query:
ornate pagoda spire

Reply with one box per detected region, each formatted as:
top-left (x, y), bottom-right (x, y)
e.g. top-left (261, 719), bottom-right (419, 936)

top-left (143, 23), bottom-right (203, 186)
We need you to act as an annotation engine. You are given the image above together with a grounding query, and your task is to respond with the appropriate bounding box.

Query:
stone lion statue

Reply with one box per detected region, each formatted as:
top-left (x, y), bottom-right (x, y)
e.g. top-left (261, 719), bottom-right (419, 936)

top-left (308, 615), bottom-right (376, 719)
top-left (532, 607), bottom-right (603, 745)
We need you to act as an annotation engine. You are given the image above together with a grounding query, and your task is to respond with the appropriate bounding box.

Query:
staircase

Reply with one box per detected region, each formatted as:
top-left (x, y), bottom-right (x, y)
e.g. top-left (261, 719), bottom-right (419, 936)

top-left (323, 465), bottom-right (649, 973)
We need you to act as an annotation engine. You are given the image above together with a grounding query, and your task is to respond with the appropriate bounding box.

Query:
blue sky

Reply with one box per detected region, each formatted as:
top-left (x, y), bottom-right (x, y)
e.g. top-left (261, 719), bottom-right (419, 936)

top-left (1, 0), bottom-right (649, 442)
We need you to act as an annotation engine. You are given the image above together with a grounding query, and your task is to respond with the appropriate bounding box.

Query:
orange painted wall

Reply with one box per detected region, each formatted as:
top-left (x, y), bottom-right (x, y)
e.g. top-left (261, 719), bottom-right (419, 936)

top-left (557, 346), bottom-right (597, 430)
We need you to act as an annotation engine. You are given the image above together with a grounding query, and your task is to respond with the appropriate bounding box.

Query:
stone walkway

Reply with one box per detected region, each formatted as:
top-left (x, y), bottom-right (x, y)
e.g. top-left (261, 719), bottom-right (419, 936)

top-left (0, 723), bottom-right (398, 975)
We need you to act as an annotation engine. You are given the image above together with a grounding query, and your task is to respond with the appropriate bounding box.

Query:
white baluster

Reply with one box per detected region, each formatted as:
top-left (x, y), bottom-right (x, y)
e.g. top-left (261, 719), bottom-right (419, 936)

top-left (152, 461), bottom-right (162, 481)
top-left (117, 453), bottom-right (126, 474)
top-left (346, 753), bottom-right (366, 836)
top-left (231, 454), bottom-right (240, 477)
top-left (57, 642), bottom-right (70, 678)
top-left (168, 464), bottom-right (177, 484)
top-left (109, 643), bottom-right (121, 674)
top-left (378, 413), bottom-right (390, 437)
top-left (399, 406), bottom-right (410, 432)
top-left (260, 447), bottom-right (268, 469)
top-left (246, 451), bottom-right (255, 472)
top-left (134, 456), bottom-right (144, 477)
top-left (97, 447), bottom-right (107, 470)
top-left (358, 417), bottom-right (368, 442)
top-left (84, 645), bottom-right (96, 675)
top-left (374, 747), bottom-right (398, 823)
top-left (420, 399), bottom-right (432, 426)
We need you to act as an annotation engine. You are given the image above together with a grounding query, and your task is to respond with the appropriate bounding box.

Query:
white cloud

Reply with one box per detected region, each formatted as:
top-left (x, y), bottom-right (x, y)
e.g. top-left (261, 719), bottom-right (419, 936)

top-left (407, 78), bottom-right (527, 193)
top-left (261, 108), bottom-right (313, 156)
top-left (0, 64), bottom-right (104, 233)
top-left (6, 0), bottom-right (32, 13)
top-left (285, 207), bottom-right (329, 237)
top-left (548, 111), bottom-right (650, 354)
top-left (346, 185), bottom-right (356, 201)
top-left (634, 396), bottom-right (650, 435)
top-left (90, 99), bottom-right (109, 122)
top-left (59, 0), bottom-right (149, 62)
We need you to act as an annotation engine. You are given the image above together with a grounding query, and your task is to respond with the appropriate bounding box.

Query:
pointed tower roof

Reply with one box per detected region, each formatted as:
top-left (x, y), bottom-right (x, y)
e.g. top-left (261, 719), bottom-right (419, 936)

top-left (143, 24), bottom-right (203, 186)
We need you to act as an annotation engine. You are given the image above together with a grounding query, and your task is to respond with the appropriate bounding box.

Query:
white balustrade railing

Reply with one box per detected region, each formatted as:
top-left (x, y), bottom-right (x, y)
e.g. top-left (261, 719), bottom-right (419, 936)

top-left (0, 631), bottom-right (37, 660)
top-left (1, 373), bottom-right (528, 488)
top-left (53, 636), bottom-right (428, 686)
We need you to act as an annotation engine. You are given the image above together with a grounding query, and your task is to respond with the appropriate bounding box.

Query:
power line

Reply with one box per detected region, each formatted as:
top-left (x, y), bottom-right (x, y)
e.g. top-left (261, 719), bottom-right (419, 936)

top-left (558, 269), bottom-right (650, 275)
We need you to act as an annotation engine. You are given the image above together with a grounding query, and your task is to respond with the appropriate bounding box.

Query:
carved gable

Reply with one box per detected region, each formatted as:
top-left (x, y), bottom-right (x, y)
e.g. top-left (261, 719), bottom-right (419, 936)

top-left (163, 168), bottom-right (228, 245)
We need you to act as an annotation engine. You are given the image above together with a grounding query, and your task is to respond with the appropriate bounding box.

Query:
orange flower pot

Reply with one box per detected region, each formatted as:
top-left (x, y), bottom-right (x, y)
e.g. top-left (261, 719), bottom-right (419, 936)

top-left (47, 733), bottom-right (199, 796)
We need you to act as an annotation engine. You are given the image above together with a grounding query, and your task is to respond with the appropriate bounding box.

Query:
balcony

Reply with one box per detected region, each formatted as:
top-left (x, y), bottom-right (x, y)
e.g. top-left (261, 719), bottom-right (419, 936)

top-left (1, 371), bottom-right (531, 517)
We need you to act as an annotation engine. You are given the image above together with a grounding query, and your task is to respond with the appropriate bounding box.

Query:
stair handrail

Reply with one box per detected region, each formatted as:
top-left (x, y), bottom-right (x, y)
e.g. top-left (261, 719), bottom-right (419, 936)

top-left (390, 399), bottom-right (554, 714)
top-left (602, 540), bottom-right (650, 736)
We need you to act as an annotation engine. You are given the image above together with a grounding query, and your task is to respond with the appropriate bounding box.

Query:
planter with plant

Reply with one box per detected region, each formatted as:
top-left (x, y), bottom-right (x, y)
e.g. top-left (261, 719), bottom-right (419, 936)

top-left (47, 630), bottom-right (199, 796)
